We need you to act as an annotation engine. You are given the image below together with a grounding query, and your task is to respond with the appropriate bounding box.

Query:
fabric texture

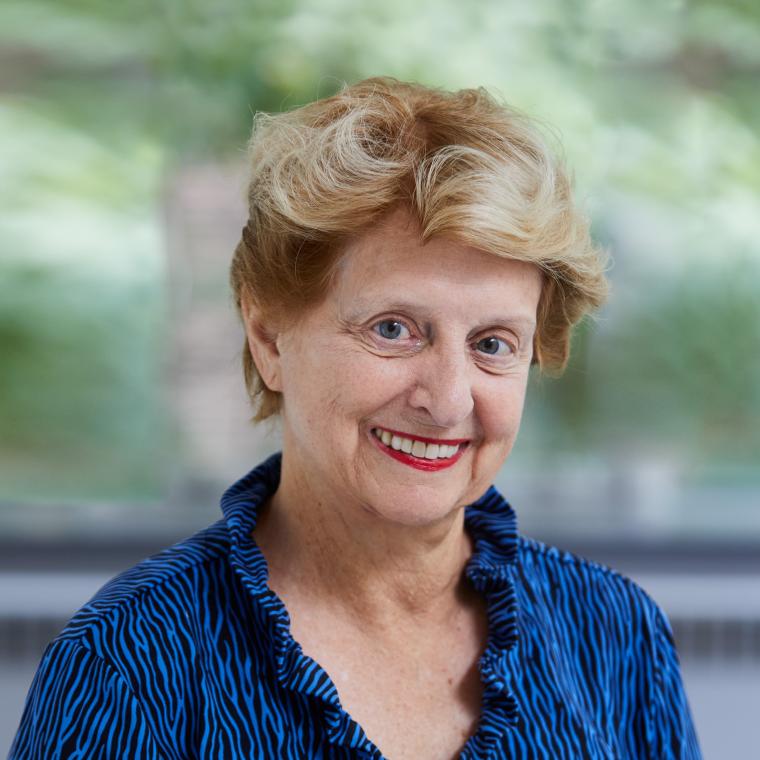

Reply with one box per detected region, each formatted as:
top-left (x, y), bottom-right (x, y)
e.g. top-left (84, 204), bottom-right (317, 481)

top-left (10, 452), bottom-right (702, 759)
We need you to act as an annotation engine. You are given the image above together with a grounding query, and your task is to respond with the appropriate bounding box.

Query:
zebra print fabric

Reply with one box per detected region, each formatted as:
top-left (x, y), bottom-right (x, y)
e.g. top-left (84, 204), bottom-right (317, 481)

top-left (10, 452), bottom-right (701, 758)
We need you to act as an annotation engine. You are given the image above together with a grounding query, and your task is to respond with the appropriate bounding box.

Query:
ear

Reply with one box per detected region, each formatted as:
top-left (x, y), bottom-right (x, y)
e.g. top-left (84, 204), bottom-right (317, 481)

top-left (241, 293), bottom-right (283, 393)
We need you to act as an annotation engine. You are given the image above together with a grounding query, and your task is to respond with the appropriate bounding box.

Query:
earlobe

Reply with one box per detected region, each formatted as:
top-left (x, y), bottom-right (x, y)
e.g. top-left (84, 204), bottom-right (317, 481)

top-left (241, 294), bottom-right (283, 392)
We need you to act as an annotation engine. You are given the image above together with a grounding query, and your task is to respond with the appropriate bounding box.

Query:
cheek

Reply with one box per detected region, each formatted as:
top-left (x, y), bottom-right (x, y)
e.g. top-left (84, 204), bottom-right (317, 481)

top-left (324, 345), bottom-right (411, 406)
top-left (477, 378), bottom-right (529, 443)
top-left (283, 341), bottom-right (408, 427)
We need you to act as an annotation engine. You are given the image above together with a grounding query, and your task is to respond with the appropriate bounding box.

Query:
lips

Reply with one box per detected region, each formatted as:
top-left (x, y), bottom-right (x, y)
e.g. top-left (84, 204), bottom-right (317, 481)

top-left (370, 426), bottom-right (469, 471)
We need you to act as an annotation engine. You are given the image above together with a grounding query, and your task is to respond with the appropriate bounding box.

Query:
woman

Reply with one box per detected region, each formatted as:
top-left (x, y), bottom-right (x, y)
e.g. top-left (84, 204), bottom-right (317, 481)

top-left (11, 79), bottom-right (701, 759)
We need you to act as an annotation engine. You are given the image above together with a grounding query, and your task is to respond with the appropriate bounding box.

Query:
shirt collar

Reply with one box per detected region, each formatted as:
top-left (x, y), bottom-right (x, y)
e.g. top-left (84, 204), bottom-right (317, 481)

top-left (220, 451), bottom-right (519, 589)
top-left (220, 451), bottom-right (521, 749)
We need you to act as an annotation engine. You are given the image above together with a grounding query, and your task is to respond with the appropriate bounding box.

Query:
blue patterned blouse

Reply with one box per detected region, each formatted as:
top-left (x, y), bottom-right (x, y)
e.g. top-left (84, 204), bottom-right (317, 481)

top-left (10, 452), bottom-right (701, 759)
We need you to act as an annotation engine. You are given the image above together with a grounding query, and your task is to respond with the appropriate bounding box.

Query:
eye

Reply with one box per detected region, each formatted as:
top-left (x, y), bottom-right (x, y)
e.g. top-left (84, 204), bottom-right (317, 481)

top-left (475, 336), bottom-right (513, 356)
top-left (373, 319), bottom-right (411, 340)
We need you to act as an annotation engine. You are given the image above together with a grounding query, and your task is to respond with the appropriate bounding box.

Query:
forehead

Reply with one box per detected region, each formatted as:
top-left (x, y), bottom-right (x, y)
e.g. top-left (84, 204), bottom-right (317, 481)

top-left (331, 209), bottom-right (543, 323)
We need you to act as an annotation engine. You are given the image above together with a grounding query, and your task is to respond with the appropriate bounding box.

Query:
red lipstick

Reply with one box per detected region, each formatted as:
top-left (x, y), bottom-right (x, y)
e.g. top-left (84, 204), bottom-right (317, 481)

top-left (369, 428), bottom-right (468, 471)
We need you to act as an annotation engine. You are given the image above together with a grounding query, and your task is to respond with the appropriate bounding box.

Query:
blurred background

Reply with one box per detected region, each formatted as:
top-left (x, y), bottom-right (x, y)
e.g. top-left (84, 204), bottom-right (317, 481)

top-left (1, 0), bottom-right (758, 755)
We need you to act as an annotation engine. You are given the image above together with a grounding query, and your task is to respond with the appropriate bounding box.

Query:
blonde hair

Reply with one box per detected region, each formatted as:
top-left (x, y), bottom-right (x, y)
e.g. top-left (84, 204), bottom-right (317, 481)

top-left (230, 77), bottom-right (608, 421)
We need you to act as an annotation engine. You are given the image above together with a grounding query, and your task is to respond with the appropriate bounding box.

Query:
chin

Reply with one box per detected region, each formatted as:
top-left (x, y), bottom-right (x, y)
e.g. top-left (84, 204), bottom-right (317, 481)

top-left (361, 484), bottom-right (465, 528)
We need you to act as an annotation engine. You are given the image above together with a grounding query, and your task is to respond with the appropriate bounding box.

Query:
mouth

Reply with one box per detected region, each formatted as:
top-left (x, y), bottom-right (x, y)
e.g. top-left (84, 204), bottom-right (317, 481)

top-left (370, 426), bottom-right (469, 471)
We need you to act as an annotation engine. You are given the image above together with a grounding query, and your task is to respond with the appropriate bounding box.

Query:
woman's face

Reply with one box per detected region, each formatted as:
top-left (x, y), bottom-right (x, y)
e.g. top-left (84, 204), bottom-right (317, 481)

top-left (271, 208), bottom-right (542, 526)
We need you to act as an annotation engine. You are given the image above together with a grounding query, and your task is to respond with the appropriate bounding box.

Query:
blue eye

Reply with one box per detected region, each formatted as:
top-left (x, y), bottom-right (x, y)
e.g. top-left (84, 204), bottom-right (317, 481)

top-left (374, 320), bottom-right (410, 340)
top-left (476, 336), bottom-right (511, 356)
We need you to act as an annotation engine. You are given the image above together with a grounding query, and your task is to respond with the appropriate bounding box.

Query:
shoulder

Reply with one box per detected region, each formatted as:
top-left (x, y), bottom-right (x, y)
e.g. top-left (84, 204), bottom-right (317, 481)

top-left (517, 533), bottom-right (656, 601)
top-left (513, 541), bottom-right (701, 757)
top-left (515, 534), bottom-right (668, 632)
top-left (11, 521), bottom-right (238, 759)
top-left (55, 520), bottom-right (234, 654)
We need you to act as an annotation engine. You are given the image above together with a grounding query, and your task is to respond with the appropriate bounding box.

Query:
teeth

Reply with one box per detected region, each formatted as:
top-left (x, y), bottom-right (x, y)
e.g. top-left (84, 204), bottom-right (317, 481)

top-left (372, 429), bottom-right (462, 460)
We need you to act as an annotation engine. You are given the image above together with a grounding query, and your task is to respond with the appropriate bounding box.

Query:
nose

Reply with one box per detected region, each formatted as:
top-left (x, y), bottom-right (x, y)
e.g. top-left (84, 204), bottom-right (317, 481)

top-left (407, 345), bottom-right (475, 429)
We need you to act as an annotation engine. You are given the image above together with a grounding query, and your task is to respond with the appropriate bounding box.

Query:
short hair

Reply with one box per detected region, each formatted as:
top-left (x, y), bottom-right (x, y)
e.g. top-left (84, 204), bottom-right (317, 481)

top-left (230, 77), bottom-right (608, 421)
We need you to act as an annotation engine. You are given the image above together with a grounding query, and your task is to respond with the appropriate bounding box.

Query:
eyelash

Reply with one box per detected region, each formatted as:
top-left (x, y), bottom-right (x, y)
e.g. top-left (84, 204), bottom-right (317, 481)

top-left (370, 318), bottom-right (516, 359)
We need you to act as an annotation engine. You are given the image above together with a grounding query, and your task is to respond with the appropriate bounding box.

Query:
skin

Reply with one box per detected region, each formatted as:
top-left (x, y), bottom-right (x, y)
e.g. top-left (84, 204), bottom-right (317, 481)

top-left (243, 206), bottom-right (542, 755)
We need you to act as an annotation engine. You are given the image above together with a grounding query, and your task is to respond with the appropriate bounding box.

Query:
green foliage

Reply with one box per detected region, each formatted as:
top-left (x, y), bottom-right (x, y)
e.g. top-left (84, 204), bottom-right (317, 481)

top-left (526, 261), bottom-right (760, 468)
top-left (595, 260), bottom-right (760, 461)
top-left (0, 100), bottom-right (166, 501)
top-left (0, 261), bottom-right (168, 501)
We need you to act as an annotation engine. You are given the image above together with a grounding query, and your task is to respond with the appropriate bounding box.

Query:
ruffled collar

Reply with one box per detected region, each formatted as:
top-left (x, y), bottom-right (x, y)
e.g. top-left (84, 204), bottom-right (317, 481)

top-left (221, 451), bottom-right (520, 759)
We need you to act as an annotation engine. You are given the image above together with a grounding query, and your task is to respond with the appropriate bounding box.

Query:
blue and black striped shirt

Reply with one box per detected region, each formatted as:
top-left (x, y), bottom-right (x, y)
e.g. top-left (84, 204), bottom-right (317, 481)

top-left (10, 452), bottom-right (701, 758)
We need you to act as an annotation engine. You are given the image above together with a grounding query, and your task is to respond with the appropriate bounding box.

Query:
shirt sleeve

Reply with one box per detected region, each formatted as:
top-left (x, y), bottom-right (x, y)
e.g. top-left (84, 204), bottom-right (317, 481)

top-left (9, 637), bottom-right (166, 760)
top-left (648, 606), bottom-right (703, 760)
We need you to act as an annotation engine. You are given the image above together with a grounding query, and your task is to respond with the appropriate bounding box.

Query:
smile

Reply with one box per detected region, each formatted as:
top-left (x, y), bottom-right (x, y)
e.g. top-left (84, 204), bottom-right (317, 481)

top-left (370, 426), bottom-right (469, 471)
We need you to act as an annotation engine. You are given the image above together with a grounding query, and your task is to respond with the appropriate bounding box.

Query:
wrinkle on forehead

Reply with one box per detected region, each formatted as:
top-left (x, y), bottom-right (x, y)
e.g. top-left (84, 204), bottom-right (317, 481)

top-left (336, 247), bottom-right (541, 326)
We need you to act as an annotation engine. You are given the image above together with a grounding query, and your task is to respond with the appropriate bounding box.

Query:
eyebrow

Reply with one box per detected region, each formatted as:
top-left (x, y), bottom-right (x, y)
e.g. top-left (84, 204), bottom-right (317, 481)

top-left (343, 299), bottom-right (537, 333)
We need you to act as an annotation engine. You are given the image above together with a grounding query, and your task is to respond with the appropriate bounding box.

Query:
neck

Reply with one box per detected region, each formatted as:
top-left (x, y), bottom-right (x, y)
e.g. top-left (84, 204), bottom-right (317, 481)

top-left (253, 449), bottom-right (477, 635)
